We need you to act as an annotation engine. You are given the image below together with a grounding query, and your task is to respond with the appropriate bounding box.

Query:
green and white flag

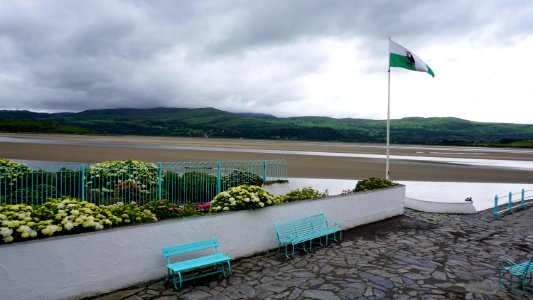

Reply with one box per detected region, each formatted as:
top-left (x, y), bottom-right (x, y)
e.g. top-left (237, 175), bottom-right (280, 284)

top-left (389, 39), bottom-right (435, 77)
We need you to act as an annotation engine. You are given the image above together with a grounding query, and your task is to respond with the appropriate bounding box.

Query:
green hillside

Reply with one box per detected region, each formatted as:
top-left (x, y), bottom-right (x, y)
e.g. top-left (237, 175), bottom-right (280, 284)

top-left (1, 108), bottom-right (532, 147)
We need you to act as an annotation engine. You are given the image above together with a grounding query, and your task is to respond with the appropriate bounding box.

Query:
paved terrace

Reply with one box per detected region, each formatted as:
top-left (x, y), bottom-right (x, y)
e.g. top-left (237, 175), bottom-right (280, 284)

top-left (90, 207), bottom-right (532, 300)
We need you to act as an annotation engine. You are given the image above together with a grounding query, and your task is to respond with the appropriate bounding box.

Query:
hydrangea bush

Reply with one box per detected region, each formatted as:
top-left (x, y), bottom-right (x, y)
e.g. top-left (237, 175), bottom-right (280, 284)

top-left (210, 185), bottom-right (282, 212)
top-left (0, 159), bottom-right (30, 196)
top-left (86, 160), bottom-right (159, 203)
top-left (0, 197), bottom-right (156, 244)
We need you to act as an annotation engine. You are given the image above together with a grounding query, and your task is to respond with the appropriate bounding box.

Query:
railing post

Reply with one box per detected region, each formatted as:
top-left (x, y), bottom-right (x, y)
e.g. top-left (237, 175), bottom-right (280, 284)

top-left (158, 162), bottom-right (163, 200)
top-left (508, 192), bottom-right (512, 214)
top-left (81, 164), bottom-right (85, 201)
top-left (521, 189), bottom-right (525, 209)
top-left (493, 195), bottom-right (498, 219)
top-left (216, 161), bottom-right (221, 194)
top-left (263, 160), bottom-right (267, 184)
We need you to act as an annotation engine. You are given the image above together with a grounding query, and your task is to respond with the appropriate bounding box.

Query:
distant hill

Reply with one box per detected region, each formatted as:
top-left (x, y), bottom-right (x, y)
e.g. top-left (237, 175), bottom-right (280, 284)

top-left (1, 107), bottom-right (532, 147)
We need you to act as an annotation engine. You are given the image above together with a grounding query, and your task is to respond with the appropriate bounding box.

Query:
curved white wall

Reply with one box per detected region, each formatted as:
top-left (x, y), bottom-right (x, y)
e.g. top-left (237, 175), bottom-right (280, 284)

top-left (0, 186), bottom-right (405, 300)
top-left (405, 197), bottom-right (476, 214)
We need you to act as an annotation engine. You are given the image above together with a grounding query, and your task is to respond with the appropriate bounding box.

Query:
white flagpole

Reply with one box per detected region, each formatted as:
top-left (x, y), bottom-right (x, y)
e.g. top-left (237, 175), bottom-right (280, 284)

top-left (386, 37), bottom-right (391, 180)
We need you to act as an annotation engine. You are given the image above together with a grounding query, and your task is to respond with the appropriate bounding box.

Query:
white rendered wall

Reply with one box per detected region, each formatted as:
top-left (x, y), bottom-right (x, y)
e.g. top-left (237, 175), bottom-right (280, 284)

top-left (405, 197), bottom-right (476, 214)
top-left (0, 186), bottom-right (405, 300)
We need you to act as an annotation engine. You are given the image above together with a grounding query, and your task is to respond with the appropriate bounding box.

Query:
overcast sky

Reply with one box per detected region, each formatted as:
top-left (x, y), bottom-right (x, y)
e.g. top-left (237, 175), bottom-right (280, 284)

top-left (1, 1), bottom-right (533, 123)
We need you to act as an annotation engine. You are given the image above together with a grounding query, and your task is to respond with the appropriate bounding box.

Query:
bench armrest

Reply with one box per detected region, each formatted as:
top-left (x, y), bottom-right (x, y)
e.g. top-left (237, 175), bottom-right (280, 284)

top-left (502, 258), bottom-right (518, 270)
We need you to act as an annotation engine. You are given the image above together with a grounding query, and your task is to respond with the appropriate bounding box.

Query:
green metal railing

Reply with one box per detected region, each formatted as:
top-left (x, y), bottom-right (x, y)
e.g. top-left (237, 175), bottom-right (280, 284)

top-left (493, 189), bottom-right (533, 219)
top-left (0, 159), bottom-right (287, 205)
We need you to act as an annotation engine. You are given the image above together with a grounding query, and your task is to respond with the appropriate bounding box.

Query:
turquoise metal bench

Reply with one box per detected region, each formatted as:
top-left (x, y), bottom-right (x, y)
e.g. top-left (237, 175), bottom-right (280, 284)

top-left (274, 213), bottom-right (342, 258)
top-left (162, 239), bottom-right (231, 290)
top-left (499, 256), bottom-right (533, 296)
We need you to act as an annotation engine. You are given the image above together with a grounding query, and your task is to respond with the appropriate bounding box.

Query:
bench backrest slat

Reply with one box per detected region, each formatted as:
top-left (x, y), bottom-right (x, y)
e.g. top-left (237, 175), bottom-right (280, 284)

top-left (309, 213), bottom-right (329, 231)
top-left (274, 213), bottom-right (329, 241)
top-left (162, 239), bottom-right (219, 258)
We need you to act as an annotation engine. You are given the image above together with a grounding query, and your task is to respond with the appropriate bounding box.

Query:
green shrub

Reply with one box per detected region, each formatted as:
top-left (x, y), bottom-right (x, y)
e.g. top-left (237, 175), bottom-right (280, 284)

top-left (0, 159), bottom-right (29, 196)
top-left (142, 200), bottom-right (202, 221)
top-left (178, 172), bottom-right (218, 203)
top-left (85, 160), bottom-right (159, 203)
top-left (354, 177), bottom-right (396, 192)
top-left (55, 168), bottom-right (83, 198)
top-left (7, 184), bottom-right (59, 204)
top-left (222, 169), bottom-right (264, 189)
top-left (210, 185), bottom-right (281, 212)
top-left (281, 187), bottom-right (327, 203)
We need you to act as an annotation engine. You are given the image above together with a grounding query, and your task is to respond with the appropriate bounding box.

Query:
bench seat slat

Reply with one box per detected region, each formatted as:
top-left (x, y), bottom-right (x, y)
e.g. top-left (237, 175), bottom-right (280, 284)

top-left (167, 253), bottom-right (230, 272)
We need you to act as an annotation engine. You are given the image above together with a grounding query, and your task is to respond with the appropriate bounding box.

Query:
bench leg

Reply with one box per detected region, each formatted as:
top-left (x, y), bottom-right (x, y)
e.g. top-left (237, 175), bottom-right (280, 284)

top-left (221, 260), bottom-right (232, 277)
top-left (291, 243), bottom-right (295, 258)
top-left (170, 270), bottom-right (182, 291)
top-left (164, 268), bottom-right (171, 286)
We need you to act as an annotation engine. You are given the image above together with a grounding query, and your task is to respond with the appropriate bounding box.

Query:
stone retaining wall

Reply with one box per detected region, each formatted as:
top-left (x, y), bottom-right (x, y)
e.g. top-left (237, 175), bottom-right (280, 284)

top-left (0, 185), bottom-right (405, 300)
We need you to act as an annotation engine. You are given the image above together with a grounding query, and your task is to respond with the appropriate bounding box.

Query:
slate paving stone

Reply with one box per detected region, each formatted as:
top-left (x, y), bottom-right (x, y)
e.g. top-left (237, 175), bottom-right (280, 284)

top-left (301, 289), bottom-right (341, 300)
top-left (85, 207), bottom-right (532, 299)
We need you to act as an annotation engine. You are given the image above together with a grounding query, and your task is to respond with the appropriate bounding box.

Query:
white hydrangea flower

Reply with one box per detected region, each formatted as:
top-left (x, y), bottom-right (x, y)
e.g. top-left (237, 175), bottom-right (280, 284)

top-left (18, 225), bottom-right (31, 234)
top-left (1, 227), bottom-right (13, 238)
top-left (64, 222), bottom-right (74, 231)
top-left (41, 225), bottom-right (58, 236)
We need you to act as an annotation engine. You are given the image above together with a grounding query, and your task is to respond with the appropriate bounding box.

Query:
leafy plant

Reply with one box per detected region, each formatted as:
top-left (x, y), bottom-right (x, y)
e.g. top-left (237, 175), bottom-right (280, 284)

top-left (55, 168), bottom-right (83, 198)
top-left (0, 159), bottom-right (29, 196)
top-left (142, 200), bottom-right (202, 221)
top-left (85, 160), bottom-right (159, 203)
top-left (114, 180), bottom-right (142, 202)
top-left (7, 184), bottom-right (59, 204)
top-left (281, 187), bottom-right (327, 203)
top-left (222, 169), bottom-right (264, 188)
top-left (210, 185), bottom-right (282, 212)
top-left (354, 177), bottom-right (396, 192)
top-left (178, 172), bottom-right (218, 204)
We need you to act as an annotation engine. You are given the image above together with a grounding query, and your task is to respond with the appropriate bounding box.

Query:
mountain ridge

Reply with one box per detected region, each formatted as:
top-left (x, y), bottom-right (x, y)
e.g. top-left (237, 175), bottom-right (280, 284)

top-left (1, 107), bottom-right (532, 147)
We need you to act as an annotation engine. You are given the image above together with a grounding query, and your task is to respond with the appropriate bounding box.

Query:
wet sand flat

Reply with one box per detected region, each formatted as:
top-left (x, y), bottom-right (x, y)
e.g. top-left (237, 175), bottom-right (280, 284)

top-left (1, 133), bottom-right (533, 183)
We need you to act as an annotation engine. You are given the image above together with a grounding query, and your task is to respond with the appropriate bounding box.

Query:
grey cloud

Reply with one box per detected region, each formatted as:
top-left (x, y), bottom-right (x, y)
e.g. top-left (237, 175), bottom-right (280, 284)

top-left (0, 0), bottom-right (532, 114)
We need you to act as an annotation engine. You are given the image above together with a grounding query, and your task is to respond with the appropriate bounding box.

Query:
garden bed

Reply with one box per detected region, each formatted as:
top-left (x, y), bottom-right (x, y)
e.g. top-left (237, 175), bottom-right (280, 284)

top-left (0, 185), bottom-right (405, 300)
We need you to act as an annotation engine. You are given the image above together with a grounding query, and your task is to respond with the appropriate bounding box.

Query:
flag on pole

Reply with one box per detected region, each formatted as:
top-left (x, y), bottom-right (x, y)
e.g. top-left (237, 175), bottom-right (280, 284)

top-left (389, 39), bottom-right (435, 77)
